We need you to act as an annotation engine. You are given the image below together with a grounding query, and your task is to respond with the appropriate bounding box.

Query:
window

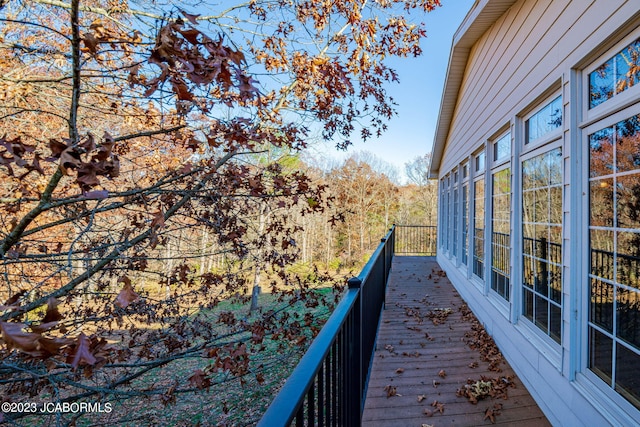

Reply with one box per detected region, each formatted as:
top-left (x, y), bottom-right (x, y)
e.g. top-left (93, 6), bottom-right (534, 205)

top-left (589, 38), bottom-right (640, 109)
top-left (439, 178), bottom-right (446, 248)
top-left (445, 174), bottom-right (451, 253)
top-left (490, 132), bottom-right (511, 301)
top-left (444, 175), bottom-right (452, 255)
top-left (453, 170), bottom-right (459, 258)
top-left (526, 95), bottom-right (562, 144)
top-left (473, 151), bottom-right (485, 280)
top-left (588, 113), bottom-right (640, 409)
top-left (462, 163), bottom-right (470, 266)
top-left (491, 167), bottom-right (511, 300)
top-left (522, 148), bottom-right (563, 343)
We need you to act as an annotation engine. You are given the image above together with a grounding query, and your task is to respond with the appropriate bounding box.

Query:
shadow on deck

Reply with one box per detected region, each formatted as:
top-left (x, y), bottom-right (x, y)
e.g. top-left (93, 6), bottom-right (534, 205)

top-left (363, 256), bottom-right (550, 427)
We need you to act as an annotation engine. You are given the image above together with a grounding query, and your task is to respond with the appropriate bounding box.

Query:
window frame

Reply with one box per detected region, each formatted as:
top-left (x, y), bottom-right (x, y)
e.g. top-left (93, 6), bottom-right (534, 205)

top-left (580, 78), bottom-right (640, 414)
top-left (582, 30), bottom-right (640, 127)
top-left (523, 92), bottom-right (563, 150)
top-left (489, 129), bottom-right (512, 303)
top-left (519, 139), bottom-right (564, 351)
top-left (471, 146), bottom-right (487, 284)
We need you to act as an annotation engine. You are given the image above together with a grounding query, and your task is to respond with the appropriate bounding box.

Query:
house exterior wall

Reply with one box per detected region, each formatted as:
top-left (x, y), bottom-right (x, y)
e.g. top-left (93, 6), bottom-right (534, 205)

top-left (434, 1), bottom-right (640, 426)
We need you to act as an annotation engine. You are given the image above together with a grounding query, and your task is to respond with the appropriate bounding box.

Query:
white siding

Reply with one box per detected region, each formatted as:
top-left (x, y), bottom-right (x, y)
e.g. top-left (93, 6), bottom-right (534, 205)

top-left (436, 0), bottom-right (640, 425)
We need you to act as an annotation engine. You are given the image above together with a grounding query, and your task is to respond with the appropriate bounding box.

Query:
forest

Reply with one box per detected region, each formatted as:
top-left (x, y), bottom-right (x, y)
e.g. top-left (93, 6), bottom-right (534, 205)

top-left (0, 0), bottom-right (440, 425)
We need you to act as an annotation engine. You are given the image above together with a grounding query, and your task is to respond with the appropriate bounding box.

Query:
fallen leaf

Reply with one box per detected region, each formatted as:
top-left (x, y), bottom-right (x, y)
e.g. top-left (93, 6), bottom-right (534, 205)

top-left (188, 369), bottom-right (211, 390)
top-left (431, 400), bottom-right (445, 414)
top-left (396, 368), bottom-right (405, 374)
top-left (384, 385), bottom-right (400, 398)
top-left (438, 369), bottom-right (446, 378)
top-left (423, 408), bottom-right (433, 417)
top-left (417, 394), bottom-right (427, 402)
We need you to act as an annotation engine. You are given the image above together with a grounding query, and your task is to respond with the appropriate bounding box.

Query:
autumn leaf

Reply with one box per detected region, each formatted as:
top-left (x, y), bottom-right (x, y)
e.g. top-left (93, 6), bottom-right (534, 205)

top-left (67, 332), bottom-right (96, 369)
top-left (431, 400), bottom-right (445, 414)
top-left (150, 209), bottom-right (165, 229)
top-left (188, 369), bottom-right (211, 390)
top-left (417, 394), bottom-right (426, 402)
top-left (67, 333), bottom-right (97, 369)
top-left (384, 385), bottom-right (399, 398)
top-left (438, 369), bottom-right (446, 378)
top-left (2, 290), bottom-right (26, 308)
top-left (0, 322), bottom-right (40, 353)
top-left (114, 276), bottom-right (140, 308)
top-left (181, 10), bottom-right (201, 25)
top-left (395, 368), bottom-right (404, 374)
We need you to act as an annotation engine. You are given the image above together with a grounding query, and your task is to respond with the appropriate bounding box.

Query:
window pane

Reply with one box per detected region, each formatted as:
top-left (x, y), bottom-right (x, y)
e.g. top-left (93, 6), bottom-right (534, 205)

top-left (535, 294), bottom-right (548, 332)
top-left (549, 149), bottom-right (563, 185)
top-left (590, 278), bottom-right (614, 333)
top-left (590, 179), bottom-right (614, 227)
top-left (590, 38), bottom-right (640, 109)
top-left (590, 59), bottom-right (614, 108)
top-left (494, 133), bottom-right (511, 161)
top-left (615, 343), bottom-right (640, 409)
top-left (617, 286), bottom-right (640, 348)
top-left (476, 152), bottom-right (485, 172)
top-left (615, 40), bottom-right (640, 96)
top-left (617, 232), bottom-right (640, 290)
top-left (523, 288), bottom-right (533, 320)
top-left (589, 127), bottom-right (614, 177)
top-left (526, 96), bottom-right (562, 144)
top-left (550, 303), bottom-right (561, 344)
top-left (616, 115), bottom-right (640, 173)
top-left (590, 328), bottom-right (613, 384)
top-left (590, 229), bottom-right (614, 280)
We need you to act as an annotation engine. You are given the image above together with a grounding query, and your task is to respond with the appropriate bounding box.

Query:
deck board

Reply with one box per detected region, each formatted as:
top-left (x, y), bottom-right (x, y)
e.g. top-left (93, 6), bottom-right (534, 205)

top-left (362, 256), bottom-right (551, 427)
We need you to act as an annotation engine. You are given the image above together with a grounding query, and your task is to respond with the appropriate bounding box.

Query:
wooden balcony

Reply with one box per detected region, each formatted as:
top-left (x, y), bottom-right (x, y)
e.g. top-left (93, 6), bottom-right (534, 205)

top-left (363, 256), bottom-right (550, 426)
top-left (260, 227), bottom-right (551, 426)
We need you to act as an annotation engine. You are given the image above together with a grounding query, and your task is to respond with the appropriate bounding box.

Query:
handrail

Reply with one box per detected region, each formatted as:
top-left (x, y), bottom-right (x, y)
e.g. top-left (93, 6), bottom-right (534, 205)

top-left (394, 225), bottom-right (436, 255)
top-left (258, 226), bottom-right (396, 427)
top-left (258, 287), bottom-right (360, 426)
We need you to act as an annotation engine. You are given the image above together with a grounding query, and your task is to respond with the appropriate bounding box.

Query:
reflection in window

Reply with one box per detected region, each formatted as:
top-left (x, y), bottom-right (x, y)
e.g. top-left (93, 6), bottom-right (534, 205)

top-left (588, 113), bottom-right (640, 409)
top-left (589, 38), bottom-right (640, 108)
top-left (494, 133), bottom-right (511, 161)
top-left (439, 179), bottom-right (445, 248)
top-left (462, 183), bottom-right (469, 266)
top-left (491, 168), bottom-right (510, 300)
top-left (445, 175), bottom-right (450, 252)
top-left (522, 148), bottom-right (562, 343)
top-left (473, 179), bottom-right (485, 279)
top-left (476, 152), bottom-right (486, 172)
top-left (453, 172), bottom-right (459, 258)
top-left (526, 96), bottom-right (562, 144)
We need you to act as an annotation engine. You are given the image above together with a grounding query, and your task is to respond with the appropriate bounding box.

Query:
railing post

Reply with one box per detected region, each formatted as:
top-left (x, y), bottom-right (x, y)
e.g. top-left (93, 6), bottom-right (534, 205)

top-left (346, 277), bottom-right (362, 427)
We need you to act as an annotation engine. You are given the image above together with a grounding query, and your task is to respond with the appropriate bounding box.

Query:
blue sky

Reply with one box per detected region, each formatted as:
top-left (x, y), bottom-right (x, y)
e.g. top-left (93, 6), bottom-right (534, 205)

top-left (314, 0), bottom-right (476, 181)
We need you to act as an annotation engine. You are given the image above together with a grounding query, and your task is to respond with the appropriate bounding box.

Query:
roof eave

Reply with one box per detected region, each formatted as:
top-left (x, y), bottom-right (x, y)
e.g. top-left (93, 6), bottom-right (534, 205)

top-left (428, 0), bottom-right (518, 178)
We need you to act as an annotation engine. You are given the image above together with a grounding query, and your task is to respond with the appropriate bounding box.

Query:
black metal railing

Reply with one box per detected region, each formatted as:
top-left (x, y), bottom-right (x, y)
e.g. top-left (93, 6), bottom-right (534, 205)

top-left (258, 227), bottom-right (396, 427)
top-left (394, 225), bottom-right (436, 256)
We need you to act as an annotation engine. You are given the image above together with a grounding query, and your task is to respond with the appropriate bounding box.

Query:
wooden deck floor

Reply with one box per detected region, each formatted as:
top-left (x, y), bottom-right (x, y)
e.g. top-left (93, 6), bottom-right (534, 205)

top-left (362, 256), bottom-right (551, 427)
